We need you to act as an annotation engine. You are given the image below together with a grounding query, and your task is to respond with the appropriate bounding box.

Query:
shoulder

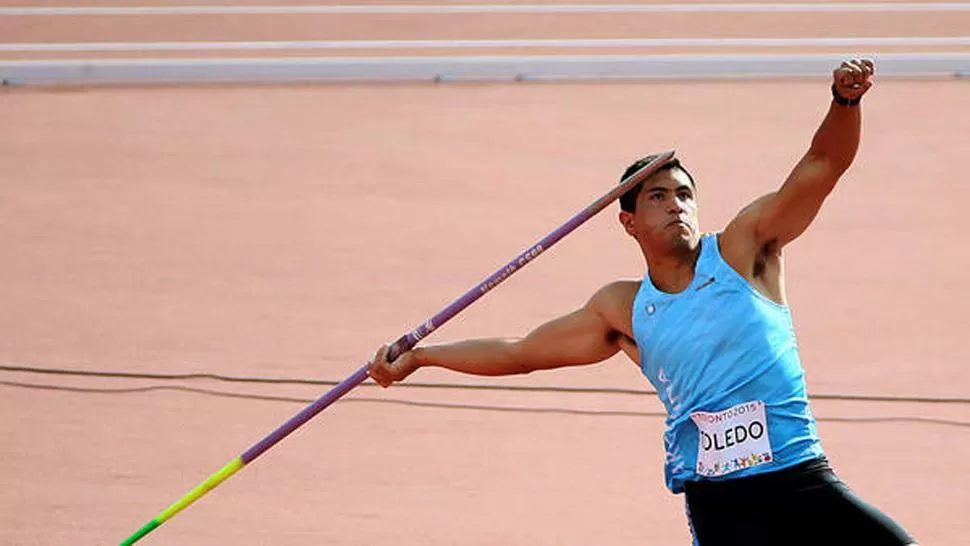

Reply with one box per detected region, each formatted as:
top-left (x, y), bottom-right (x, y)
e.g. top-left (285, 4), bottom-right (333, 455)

top-left (591, 279), bottom-right (641, 304)
top-left (719, 193), bottom-right (787, 301)
top-left (588, 280), bottom-right (641, 335)
top-left (721, 192), bottom-right (778, 259)
top-left (725, 192), bottom-right (777, 235)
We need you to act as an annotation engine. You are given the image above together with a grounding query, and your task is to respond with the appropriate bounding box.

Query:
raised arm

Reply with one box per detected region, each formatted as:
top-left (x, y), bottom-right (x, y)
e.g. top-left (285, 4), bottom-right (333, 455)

top-left (743, 59), bottom-right (875, 249)
top-left (367, 281), bottom-right (637, 387)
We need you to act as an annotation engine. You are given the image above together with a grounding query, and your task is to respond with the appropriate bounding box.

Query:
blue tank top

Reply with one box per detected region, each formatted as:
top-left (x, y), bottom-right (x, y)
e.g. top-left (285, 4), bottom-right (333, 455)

top-left (632, 233), bottom-right (824, 494)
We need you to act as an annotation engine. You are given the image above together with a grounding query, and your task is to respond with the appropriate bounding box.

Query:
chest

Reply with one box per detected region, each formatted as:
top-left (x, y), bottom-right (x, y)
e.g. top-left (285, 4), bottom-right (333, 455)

top-left (634, 278), bottom-right (735, 367)
top-left (633, 274), bottom-right (794, 386)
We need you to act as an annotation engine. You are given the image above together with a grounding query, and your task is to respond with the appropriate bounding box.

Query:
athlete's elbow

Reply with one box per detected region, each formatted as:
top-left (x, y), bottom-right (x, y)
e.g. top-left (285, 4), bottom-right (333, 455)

top-left (805, 146), bottom-right (855, 182)
top-left (496, 338), bottom-right (540, 375)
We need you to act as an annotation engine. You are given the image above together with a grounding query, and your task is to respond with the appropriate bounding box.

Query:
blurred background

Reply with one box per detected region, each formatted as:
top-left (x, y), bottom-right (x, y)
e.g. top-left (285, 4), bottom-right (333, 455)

top-left (1, 2), bottom-right (968, 545)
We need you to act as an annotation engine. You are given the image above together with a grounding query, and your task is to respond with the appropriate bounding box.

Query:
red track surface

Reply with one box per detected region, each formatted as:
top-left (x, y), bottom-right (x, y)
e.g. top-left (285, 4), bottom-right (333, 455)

top-left (1, 4), bottom-right (968, 545)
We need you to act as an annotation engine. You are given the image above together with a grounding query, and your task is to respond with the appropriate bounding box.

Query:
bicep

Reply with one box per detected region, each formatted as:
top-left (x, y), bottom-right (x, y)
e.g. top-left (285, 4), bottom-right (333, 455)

top-left (752, 154), bottom-right (840, 248)
top-left (514, 301), bottom-right (622, 372)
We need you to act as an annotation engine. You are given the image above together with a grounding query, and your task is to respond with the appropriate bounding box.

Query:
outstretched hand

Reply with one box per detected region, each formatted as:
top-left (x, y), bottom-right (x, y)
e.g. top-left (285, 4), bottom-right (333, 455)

top-left (833, 58), bottom-right (875, 100)
top-left (367, 343), bottom-right (421, 387)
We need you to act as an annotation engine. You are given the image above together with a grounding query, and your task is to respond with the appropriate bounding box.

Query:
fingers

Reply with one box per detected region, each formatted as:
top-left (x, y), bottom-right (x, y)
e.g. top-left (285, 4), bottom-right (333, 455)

top-left (834, 58), bottom-right (875, 90)
top-left (367, 344), bottom-right (394, 388)
top-left (831, 58), bottom-right (875, 101)
top-left (367, 344), bottom-right (413, 388)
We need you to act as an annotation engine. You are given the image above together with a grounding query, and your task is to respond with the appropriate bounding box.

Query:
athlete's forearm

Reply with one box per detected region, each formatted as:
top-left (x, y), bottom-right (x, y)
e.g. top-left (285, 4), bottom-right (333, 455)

top-left (412, 338), bottom-right (533, 377)
top-left (379, 296), bottom-right (622, 383)
top-left (806, 90), bottom-right (863, 174)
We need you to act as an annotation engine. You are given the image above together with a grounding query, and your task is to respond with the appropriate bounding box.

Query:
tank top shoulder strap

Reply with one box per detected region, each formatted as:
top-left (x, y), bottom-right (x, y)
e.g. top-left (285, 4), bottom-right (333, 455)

top-left (695, 232), bottom-right (721, 273)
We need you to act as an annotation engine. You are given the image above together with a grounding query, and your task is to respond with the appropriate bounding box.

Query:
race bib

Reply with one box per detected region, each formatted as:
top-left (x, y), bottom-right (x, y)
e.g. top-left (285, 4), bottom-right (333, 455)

top-left (691, 400), bottom-right (773, 477)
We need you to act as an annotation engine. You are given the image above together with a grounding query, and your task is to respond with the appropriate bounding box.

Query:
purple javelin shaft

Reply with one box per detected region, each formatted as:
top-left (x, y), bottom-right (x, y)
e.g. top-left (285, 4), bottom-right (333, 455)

top-left (240, 150), bottom-right (674, 464)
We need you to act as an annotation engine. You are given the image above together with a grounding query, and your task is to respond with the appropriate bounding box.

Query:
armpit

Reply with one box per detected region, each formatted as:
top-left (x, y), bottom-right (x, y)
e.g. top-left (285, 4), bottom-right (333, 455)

top-left (616, 334), bottom-right (640, 364)
top-left (753, 239), bottom-right (781, 278)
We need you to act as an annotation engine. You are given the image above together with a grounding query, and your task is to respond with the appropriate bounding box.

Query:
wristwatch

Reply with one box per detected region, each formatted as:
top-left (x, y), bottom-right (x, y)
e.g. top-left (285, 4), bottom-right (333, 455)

top-left (831, 84), bottom-right (862, 107)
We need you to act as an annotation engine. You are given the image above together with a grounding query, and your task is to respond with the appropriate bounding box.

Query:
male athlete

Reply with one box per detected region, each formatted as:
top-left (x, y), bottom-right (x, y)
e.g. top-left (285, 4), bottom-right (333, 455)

top-left (368, 58), bottom-right (916, 545)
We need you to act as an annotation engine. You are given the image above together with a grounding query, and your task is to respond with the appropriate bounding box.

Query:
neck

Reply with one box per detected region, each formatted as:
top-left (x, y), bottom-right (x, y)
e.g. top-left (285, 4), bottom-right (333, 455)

top-left (643, 241), bottom-right (701, 294)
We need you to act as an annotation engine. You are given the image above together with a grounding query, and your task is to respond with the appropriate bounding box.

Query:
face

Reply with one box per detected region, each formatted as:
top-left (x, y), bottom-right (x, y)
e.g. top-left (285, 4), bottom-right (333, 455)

top-left (618, 168), bottom-right (700, 254)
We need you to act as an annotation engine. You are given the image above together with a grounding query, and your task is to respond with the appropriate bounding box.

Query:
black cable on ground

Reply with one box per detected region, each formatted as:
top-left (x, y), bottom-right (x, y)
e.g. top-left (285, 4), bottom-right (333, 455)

top-left (2, 363), bottom-right (968, 405)
top-left (2, 379), bottom-right (968, 429)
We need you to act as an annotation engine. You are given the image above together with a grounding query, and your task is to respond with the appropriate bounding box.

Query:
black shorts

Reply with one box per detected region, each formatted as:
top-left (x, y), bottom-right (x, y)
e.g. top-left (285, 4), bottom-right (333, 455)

top-left (684, 457), bottom-right (915, 546)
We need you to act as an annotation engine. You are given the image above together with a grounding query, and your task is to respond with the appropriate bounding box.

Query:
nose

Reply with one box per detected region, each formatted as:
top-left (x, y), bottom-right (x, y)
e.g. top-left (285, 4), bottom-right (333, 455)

top-left (667, 196), bottom-right (686, 214)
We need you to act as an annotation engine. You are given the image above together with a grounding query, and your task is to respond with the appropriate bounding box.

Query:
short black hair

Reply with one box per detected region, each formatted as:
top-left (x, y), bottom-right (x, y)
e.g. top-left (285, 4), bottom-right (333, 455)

top-left (618, 154), bottom-right (696, 213)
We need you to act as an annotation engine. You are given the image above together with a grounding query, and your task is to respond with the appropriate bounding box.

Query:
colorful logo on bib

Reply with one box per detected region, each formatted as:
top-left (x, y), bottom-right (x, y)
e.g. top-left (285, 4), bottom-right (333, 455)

top-left (697, 452), bottom-right (773, 476)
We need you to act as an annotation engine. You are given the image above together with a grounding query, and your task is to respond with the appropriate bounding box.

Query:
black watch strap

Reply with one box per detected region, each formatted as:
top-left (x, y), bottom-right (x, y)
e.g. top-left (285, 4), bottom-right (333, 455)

top-left (831, 84), bottom-right (862, 106)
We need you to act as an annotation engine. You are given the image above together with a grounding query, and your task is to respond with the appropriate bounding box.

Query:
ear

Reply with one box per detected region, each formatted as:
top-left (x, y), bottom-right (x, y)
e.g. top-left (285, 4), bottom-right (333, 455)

top-left (618, 211), bottom-right (637, 237)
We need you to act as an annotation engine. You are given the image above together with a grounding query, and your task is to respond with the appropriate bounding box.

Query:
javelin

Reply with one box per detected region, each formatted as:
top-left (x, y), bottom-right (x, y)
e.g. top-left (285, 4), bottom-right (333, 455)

top-left (119, 149), bottom-right (675, 545)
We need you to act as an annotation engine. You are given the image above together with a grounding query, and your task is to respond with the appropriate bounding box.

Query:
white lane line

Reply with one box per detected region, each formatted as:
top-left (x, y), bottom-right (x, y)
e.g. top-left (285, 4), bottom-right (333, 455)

top-left (2, 3), bottom-right (970, 16)
top-left (3, 37), bottom-right (969, 52)
top-left (3, 53), bottom-right (969, 86)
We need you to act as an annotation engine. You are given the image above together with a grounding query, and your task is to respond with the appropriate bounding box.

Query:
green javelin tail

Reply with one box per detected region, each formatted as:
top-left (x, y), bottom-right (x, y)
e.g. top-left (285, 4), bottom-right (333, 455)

top-left (120, 457), bottom-right (245, 546)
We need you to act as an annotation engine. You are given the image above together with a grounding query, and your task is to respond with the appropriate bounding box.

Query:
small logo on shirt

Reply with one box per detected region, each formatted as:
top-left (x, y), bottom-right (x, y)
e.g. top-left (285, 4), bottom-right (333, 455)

top-left (695, 276), bottom-right (716, 292)
top-left (646, 303), bottom-right (656, 315)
